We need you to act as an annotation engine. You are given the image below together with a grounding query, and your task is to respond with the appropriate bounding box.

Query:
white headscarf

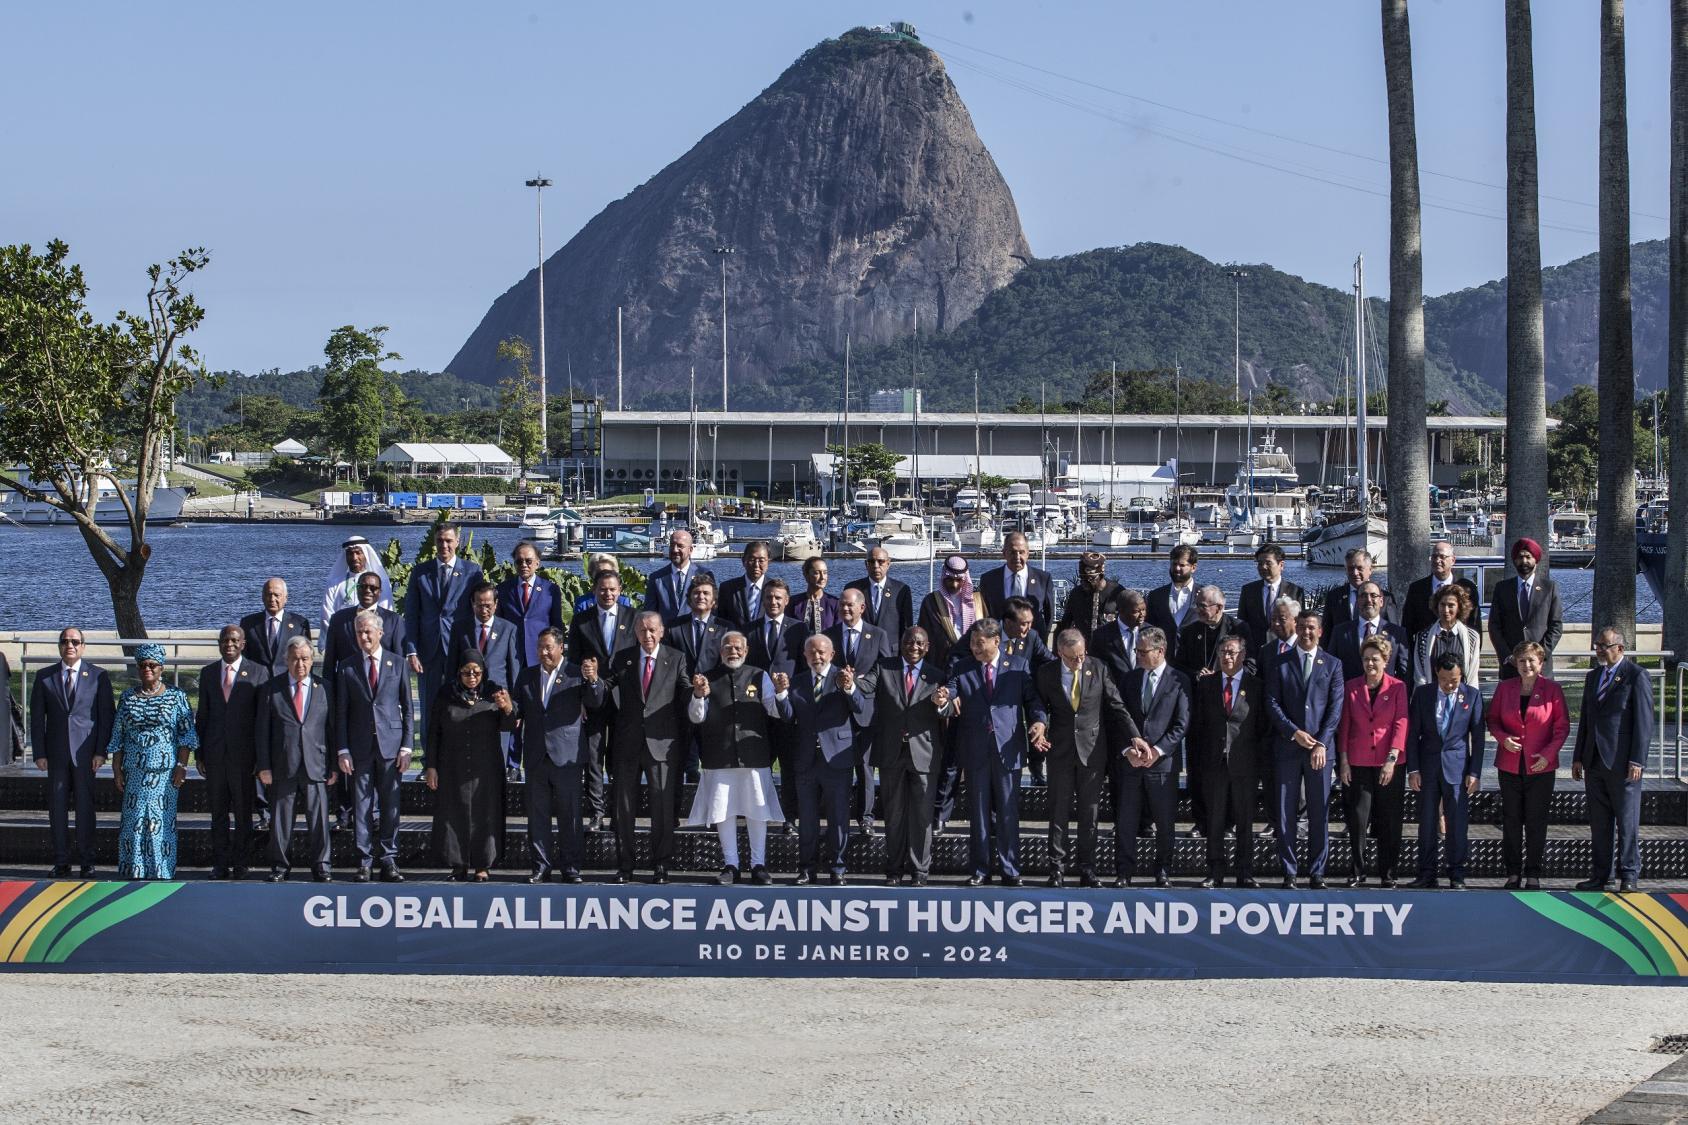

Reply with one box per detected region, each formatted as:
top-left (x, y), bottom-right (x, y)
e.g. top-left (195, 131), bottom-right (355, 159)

top-left (322, 535), bottom-right (393, 642)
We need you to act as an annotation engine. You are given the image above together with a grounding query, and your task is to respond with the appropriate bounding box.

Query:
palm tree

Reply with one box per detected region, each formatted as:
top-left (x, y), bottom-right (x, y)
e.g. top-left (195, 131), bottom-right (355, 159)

top-left (1595, 0), bottom-right (1637, 643)
top-left (1505, 0), bottom-right (1549, 578)
top-left (1382, 0), bottom-right (1431, 578)
top-left (1666, 0), bottom-right (1687, 667)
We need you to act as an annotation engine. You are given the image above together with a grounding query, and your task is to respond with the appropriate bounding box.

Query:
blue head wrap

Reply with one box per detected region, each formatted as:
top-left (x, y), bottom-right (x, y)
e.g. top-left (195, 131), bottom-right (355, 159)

top-left (135, 642), bottom-right (167, 666)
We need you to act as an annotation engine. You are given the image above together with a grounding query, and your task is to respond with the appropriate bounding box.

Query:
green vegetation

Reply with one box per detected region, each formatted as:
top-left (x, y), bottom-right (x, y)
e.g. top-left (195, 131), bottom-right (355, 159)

top-left (1547, 386), bottom-right (1667, 500)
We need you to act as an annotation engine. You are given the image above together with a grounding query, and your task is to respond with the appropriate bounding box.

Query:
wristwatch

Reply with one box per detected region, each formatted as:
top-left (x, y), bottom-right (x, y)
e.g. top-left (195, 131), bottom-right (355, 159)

top-left (1385, 752), bottom-right (1399, 764)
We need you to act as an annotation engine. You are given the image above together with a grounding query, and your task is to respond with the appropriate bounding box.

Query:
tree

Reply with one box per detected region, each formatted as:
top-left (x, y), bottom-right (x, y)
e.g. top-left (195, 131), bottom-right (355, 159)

top-left (1667, 0), bottom-right (1688, 668)
top-left (1382, 0), bottom-right (1432, 578)
top-left (495, 337), bottom-right (543, 480)
top-left (0, 240), bottom-right (210, 637)
top-left (823, 442), bottom-right (901, 492)
top-left (1506, 0), bottom-right (1551, 577)
top-left (317, 325), bottom-right (400, 483)
top-left (1595, 0), bottom-right (1638, 642)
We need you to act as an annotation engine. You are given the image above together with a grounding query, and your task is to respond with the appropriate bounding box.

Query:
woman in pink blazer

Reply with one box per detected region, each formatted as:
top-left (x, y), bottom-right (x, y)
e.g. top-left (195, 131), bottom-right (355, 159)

top-left (1337, 635), bottom-right (1410, 887)
top-left (1486, 641), bottom-right (1570, 889)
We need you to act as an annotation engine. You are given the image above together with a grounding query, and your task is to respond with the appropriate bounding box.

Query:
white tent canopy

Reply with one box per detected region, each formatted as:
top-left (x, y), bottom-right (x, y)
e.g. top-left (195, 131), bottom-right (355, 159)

top-left (272, 438), bottom-right (307, 456)
top-left (810, 453), bottom-right (1043, 482)
top-left (375, 442), bottom-right (516, 477)
top-left (1060, 460), bottom-right (1179, 502)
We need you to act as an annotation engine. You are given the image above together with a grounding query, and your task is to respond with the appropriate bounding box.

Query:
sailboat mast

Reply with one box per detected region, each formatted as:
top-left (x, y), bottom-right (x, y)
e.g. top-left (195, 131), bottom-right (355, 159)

top-left (842, 334), bottom-right (851, 516)
top-left (910, 309), bottom-right (920, 513)
top-left (973, 371), bottom-right (981, 488)
top-left (688, 365), bottom-right (698, 525)
top-left (1354, 255), bottom-right (1370, 509)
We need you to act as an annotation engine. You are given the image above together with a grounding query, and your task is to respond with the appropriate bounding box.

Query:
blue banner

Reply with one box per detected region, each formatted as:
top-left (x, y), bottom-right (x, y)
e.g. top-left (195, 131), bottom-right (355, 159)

top-left (458, 495), bottom-right (485, 510)
top-left (350, 492), bottom-right (377, 506)
top-left (424, 493), bottom-right (457, 509)
top-left (1, 882), bottom-right (1684, 981)
top-left (387, 491), bottom-right (420, 509)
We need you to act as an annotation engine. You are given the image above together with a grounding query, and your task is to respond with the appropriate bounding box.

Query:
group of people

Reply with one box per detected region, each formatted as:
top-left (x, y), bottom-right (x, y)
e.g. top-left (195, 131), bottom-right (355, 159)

top-left (20, 527), bottom-right (1656, 894)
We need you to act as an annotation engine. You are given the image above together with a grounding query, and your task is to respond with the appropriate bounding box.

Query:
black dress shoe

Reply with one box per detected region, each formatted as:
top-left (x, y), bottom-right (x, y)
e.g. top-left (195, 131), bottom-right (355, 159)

top-left (1001, 875), bottom-right (1022, 887)
top-left (911, 874), bottom-right (929, 887)
top-left (561, 871), bottom-right (583, 884)
top-left (1619, 879), bottom-right (1639, 893)
top-left (1154, 874), bottom-right (1171, 888)
top-left (859, 824), bottom-right (878, 840)
top-left (528, 870), bottom-right (552, 885)
top-left (449, 867), bottom-right (469, 882)
top-left (1080, 871), bottom-right (1101, 889)
top-left (610, 871), bottom-right (631, 884)
top-left (266, 870), bottom-right (288, 883)
top-left (231, 867), bottom-right (249, 881)
top-left (79, 866), bottom-right (95, 879)
top-left (885, 874), bottom-right (901, 886)
top-left (1237, 876), bottom-right (1259, 889)
top-left (1409, 875), bottom-right (1439, 889)
top-left (966, 874), bottom-right (986, 887)
top-left (1199, 876), bottom-right (1217, 889)
top-left (1524, 878), bottom-right (1541, 890)
top-left (50, 864), bottom-right (71, 878)
top-left (1113, 876), bottom-right (1131, 889)
top-left (380, 866), bottom-right (405, 884)
top-left (718, 865), bottom-right (740, 886)
top-left (1379, 876), bottom-right (1397, 889)
top-left (795, 870), bottom-right (815, 886)
top-left (1047, 872), bottom-right (1065, 888)
top-left (1280, 877), bottom-right (1296, 889)
top-left (208, 866), bottom-right (230, 881)
top-left (1450, 879), bottom-right (1467, 890)
top-left (256, 816), bottom-right (272, 832)
top-left (830, 872), bottom-right (848, 887)
top-left (651, 866), bottom-right (669, 885)
top-left (1346, 874), bottom-right (1367, 888)
top-left (1574, 878), bottom-right (1608, 891)
top-left (354, 867), bottom-right (372, 883)
top-left (313, 869), bottom-right (333, 883)
top-left (752, 866), bottom-right (772, 885)
top-left (1503, 877), bottom-right (1522, 890)
top-left (783, 822), bottom-right (798, 838)
top-left (1307, 875), bottom-right (1326, 890)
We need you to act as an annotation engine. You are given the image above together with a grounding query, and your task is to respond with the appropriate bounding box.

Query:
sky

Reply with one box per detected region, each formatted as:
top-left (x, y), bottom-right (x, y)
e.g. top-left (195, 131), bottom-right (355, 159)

top-left (2, 1), bottom-right (1674, 377)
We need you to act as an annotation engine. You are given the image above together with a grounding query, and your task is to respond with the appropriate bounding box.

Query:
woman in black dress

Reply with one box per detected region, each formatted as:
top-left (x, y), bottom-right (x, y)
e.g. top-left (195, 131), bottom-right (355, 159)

top-left (423, 650), bottom-right (516, 881)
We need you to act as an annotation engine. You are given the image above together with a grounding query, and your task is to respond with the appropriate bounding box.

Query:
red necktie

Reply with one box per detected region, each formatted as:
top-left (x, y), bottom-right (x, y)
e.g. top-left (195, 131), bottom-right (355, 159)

top-left (641, 655), bottom-right (654, 700)
top-left (1223, 678), bottom-right (1234, 713)
top-left (479, 624), bottom-right (488, 653)
top-left (368, 656), bottom-right (379, 694)
top-left (223, 664), bottom-right (234, 702)
top-left (984, 661), bottom-right (996, 695)
top-left (292, 679), bottom-right (306, 721)
top-left (522, 581), bottom-right (532, 610)
top-left (905, 664), bottom-right (916, 696)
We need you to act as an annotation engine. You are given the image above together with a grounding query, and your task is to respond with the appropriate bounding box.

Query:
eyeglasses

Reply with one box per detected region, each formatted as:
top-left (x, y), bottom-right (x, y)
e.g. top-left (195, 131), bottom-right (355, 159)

top-left (1593, 641), bottom-right (1622, 652)
top-left (60, 639), bottom-right (83, 647)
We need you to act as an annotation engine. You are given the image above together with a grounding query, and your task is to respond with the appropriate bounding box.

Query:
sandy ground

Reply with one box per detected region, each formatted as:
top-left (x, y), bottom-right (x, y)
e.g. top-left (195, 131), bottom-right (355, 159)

top-left (0, 975), bottom-right (1678, 1123)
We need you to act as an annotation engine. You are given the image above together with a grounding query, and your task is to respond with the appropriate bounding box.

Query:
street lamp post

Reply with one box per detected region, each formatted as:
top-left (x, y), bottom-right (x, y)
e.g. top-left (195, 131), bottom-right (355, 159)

top-left (526, 175), bottom-right (553, 464)
top-left (1228, 269), bottom-right (1249, 401)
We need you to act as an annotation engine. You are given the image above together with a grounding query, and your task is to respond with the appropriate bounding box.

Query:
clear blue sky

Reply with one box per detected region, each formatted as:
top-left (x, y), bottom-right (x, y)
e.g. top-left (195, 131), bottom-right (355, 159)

top-left (2, 1), bottom-right (1672, 376)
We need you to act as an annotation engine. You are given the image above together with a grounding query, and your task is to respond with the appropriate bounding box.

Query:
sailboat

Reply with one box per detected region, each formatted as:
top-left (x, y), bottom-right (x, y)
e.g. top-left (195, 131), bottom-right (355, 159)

top-left (1302, 254), bottom-right (1388, 567)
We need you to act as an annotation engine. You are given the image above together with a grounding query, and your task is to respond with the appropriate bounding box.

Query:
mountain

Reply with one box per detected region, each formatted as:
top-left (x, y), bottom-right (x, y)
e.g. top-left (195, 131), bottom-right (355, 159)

top-left (447, 26), bottom-right (1031, 404)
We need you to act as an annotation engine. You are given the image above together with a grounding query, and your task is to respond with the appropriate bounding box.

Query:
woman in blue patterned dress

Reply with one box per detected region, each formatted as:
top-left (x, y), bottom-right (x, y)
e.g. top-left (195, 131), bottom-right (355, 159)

top-left (106, 644), bottom-right (197, 879)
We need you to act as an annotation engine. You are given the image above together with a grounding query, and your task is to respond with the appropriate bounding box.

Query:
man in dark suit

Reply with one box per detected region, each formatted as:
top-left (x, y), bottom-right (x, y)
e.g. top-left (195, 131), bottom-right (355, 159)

top-left (1487, 537), bottom-right (1564, 679)
top-left (1256, 596), bottom-right (1302, 680)
top-left (1056, 551), bottom-right (1123, 648)
top-left (515, 627), bottom-right (605, 884)
top-left (1238, 543), bottom-right (1305, 641)
top-left (790, 557), bottom-right (841, 639)
top-left (240, 577), bottom-right (312, 676)
top-left (1329, 581), bottom-right (1411, 682)
top-left (195, 625), bottom-right (263, 879)
top-left (872, 627), bottom-right (948, 886)
top-left (496, 540), bottom-right (566, 668)
top-left (1175, 585), bottom-right (1254, 837)
top-left (745, 578), bottom-right (803, 674)
top-left (667, 574), bottom-right (727, 676)
top-left (979, 532), bottom-right (1054, 636)
top-left (1145, 545), bottom-right (1200, 665)
top-left (940, 618), bottom-right (1049, 886)
top-left (29, 627), bottom-right (114, 878)
top-left (567, 569), bottom-right (638, 830)
top-left (1189, 636), bottom-right (1269, 887)
top-left (1573, 627), bottom-right (1655, 892)
top-left (781, 634), bottom-right (873, 885)
top-left (846, 547), bottom-right (914, 645)
top-left (602, 611), bottom-right (692, 883)
top-left (404, 522), bottom-right (483, 728)
top-left (1037, 629), bottom-right (1139, 887)
top-left (1400, 541), bottom-right (1481, 640)
top-left (826, 589), bottom-right (888, 836)
top-left (644, 528), bottom-right (715, 626)
top-left (1000, 597), bottom-right (1056, 670)
top-left (1115, 626), bottom-right (1190, 887)
top-left (1322, 548), bottom-right (1394, 635)
top-left (1407, 653), bottom-right (1486, 889)
top-left (717, 539), bottom-right (771, 630)
top-left (256, 637), bottom-right (336, 882)
top-left (323, 571), bottom-right (407, 674)
top-left (1093, 589), bottom-right (1147, 688)
top-left (333, 609), bottom-right (413, 883)
top-left (450, 581), bottom-right (524, 692)
top-left (1265, 609), bottom-right (1344, 888)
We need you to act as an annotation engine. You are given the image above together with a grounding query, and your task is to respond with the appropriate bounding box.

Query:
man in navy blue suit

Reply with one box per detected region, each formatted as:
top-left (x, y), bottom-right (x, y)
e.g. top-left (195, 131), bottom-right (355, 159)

top-left (644, 528), bottom-right (715, 626)
top-left (825, 588), bottom-right (888, 836)
top-left (781, 634), bottom-right (873, 885)
top-left (979, 532), bottom-right (1054, 636)
top-left (1573, 627), bottom-right (1655, 892)
top-left (404, 523), bottom-right (482, 732)
top-left (845, 547), bottom-right (914, 644)
top-left (717, 540), bottom-right (772, 630)
top-left (1330, 581), bottom-right (1410, 682)
top-left (30, 627), bottom-right (114, 878)
top-left (566, 569), bottom-right (637, 829)
top-left (515, 627), bottom-right (605, 883)
top-left (1265, 608), bottom-right (1344, 888)
top-left (496, 541), bottom-right (565, 668)
top-left (1116, 626), bottom-right (1190, 888)
top-left (939, 618), bottom-right (1049, 886)
top-left (195, 625), bottom-right (263, 879)
top-left (333, 610), bottom-right (413, 883)
top-left (241, 577), bottom-right (312, 676)
top-left (1407, 652), bottom-right (1485, 889)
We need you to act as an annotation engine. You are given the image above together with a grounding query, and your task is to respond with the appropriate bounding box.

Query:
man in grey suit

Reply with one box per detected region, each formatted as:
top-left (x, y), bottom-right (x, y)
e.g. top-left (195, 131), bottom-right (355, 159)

top-left (1573, 627), bottom-right (1655, 892)
top-left (334, 610), bottom-right (413, 883)
top-left (872, 627), bottom-right (948, 886)
top-left (30, 627), bottom-right (114, 877)
top-left (1487, 537), bottom-right (1563, 679)
top-left (515, 628), bottom-right (605, 884)
top-left (257, 637), bottom-right (336, 882)
top-left (602, 611), bottom-right (692, 883)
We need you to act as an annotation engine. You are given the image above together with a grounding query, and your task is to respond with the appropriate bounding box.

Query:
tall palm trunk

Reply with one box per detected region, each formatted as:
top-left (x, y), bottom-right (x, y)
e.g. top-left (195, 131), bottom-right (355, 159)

top-left (1667, 0), bottom-right (1688, 667)
top-left (1506, 0), bottom-right (1549, 576)
top-left (1595, 0), bottom-right (1637, 642)
top-left (1382, 0), bottom-right (1431, 579)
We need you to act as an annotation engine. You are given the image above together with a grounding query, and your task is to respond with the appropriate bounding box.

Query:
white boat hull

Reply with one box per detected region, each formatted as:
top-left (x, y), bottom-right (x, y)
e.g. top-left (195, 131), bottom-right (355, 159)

top-left (1304, 514), bottom-right (1389, 568)
top-left (1090, 527), bottom-right (1132, 548)
top-left (878, 535), bottom-right (935, 561)
top-left (2, 486), bottom-right (189, 526)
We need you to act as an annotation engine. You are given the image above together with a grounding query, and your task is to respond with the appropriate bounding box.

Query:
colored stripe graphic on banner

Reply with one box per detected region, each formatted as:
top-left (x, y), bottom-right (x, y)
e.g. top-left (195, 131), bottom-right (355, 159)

top-left (0, 882), bottom-right (184, 964)
top-left (1512, 892), bottom-right (1687, 978)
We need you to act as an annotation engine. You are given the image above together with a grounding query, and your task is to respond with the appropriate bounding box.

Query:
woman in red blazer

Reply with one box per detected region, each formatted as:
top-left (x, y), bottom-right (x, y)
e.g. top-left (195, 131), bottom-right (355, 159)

top-left (1337, 636), bottom-right (1410, 888)
top-left (1487, 641), bottom-right (1570, 889)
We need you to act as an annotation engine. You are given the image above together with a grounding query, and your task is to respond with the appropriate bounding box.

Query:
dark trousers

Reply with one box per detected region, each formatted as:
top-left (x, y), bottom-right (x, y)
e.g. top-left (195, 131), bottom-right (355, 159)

top-left (797, 760), bottom-right (853, 874)
top-left (853, 740), bottom-right (878, 827)
top-left (1047, 751), bottom-right (1107, 873)
top-left (350, 756), bottom-right (403, 866)
top-left (771, 725), bottom-right (800, 826)
top-left (268, 775), bottom-right (331, 872)
top-left (47, 756), bottom-right (98, 868)
top-left (1585, 759), bottom-right (1642, 883)
top-left (1498, 768), bottom-right (1554, 879)
top-left (1186, 748), bottom-right (1208, 833)
top-left (1416, 771), bottom-right (1471, 879)
top-left (1343, 764), bottom-right (1405, 879)
top-left (880, 755), bottom-right (934, 877)
top-left (966, 755), bottom-right (1022, 879)
top-left (613, 752), bottom-right (676, 873)
top-left (932, 725), bottom-right (962, 827)
top-left (1113, 762), bottom-right (1174, 877)
top-left (204, 750), bottom-right (256, 871)
top-left (1273, 749), bottom-right (1333, 877)
top-left (581, 724), bottom-right (609, 821)
top-left (1026, 748), bottom-right (1047, 787)
top-left (254, 775), bottom-right (270, 818)
top-left (1204, 758), bottom-right (1258, 876)
top-left (527, 756), bottom-right (582, 875)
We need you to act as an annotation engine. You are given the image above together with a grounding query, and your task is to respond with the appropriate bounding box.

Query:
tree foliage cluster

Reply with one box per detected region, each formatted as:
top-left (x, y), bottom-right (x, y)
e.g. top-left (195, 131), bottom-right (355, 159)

top-left (1546, 385), bottom-right (1664, 499)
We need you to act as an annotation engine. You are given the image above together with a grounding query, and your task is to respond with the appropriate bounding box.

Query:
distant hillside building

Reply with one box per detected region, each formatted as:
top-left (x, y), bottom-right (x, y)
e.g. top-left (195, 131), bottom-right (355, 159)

top-left (868, 388), bottom-right (922, 414)
top-left (375, 442), bottom-right (515, 478)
